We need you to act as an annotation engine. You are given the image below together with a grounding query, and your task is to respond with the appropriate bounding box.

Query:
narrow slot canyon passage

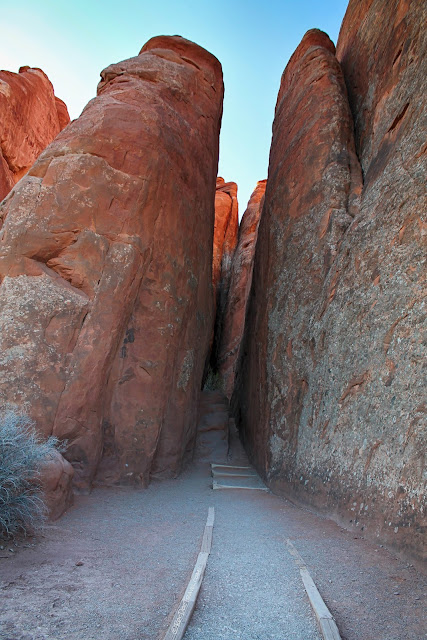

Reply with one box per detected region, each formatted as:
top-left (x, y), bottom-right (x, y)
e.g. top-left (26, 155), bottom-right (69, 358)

top-left (0, 0), bottom-right (425, 638)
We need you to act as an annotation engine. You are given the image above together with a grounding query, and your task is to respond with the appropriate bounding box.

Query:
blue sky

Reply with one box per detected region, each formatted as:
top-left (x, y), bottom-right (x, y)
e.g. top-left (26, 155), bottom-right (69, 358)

top-left (1, 0), bottom-right (349, 213)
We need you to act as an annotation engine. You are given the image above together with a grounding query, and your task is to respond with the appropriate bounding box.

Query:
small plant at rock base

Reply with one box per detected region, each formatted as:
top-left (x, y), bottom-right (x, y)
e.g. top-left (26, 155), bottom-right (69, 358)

top-left (0, 412), bottom-right (59, 539)
top-left (203, 366), bottom-right (224, 392)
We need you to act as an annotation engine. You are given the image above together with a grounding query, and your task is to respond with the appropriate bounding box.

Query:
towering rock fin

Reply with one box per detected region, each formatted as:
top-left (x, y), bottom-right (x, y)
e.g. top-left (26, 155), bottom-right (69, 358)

top-left (0, 36), bottom-right (224, 492)
top-left (237, 28), bottom-right (362, 478)
top-left (236, 5), bottom-right (426, 564)
top-left (218, 179), bottom-right (266, 399)
top-left (209, 177), bottom-right (239, 374)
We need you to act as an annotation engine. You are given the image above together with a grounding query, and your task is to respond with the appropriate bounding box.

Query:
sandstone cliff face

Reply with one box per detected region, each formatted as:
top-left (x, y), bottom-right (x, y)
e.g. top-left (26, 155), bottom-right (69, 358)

top-left (218, 180), bottom-right (266, 399)
top-left (333, 0), bottom-right (427, 560)
top-left (0, 66), bottom-right (70, 201)
top-left (209, 177), bottom-right (239, 369)
top-left (0, 36), bottom-right (223, 491)
top-left (213, 177), bottom-right (238, 302)
top-left (237, 28), bottom-right (362, 478)
top-left (236, 12), bottom-right (426, 564)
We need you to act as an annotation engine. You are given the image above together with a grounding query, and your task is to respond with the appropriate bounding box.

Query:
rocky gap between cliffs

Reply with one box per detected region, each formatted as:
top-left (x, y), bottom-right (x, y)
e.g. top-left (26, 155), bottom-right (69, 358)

top-left (0, 4), bottom-right (426, 637)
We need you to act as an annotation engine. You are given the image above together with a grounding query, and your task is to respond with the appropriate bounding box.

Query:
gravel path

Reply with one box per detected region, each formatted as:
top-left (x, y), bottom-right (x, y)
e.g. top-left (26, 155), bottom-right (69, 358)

top-left (184, 483), bottom-right (321, 640)
top-left (0, 460), bottom-right (425, 640)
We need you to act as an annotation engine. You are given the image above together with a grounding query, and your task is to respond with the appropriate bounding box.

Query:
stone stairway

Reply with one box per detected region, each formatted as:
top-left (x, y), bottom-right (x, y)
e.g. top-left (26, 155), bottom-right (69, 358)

top-left (194, 390), bottom-right (267, 490)
top-left (211, 463), bottom-right (268, 491)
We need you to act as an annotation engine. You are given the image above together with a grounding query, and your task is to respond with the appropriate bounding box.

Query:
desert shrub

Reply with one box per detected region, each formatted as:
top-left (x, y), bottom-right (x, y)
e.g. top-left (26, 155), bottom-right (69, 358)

top-left (203, 366), bottom-right (224, 392)
top-left (0, 412), bottom-right (59, 538)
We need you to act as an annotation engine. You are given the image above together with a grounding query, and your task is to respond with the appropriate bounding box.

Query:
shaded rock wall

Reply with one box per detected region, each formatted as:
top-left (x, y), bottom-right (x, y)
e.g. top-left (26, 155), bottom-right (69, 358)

top-left (0, 36), bottom-right (223, 491)
top-left (236, 6), bottom-right (426, 564)
top-left (218, 180), bottom-right (266, 399)
top-left (0, 66), bottom-right (70, 201)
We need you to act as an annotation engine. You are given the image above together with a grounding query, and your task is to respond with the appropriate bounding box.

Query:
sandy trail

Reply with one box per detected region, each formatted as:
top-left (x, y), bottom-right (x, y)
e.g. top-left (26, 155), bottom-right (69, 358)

top-left (0, 460), bottom-right (425, 640)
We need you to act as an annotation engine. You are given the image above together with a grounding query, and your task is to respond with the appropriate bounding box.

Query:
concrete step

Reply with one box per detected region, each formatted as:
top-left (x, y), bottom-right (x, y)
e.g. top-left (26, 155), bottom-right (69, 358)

top-left (211, 463), bottom-right (268, 491)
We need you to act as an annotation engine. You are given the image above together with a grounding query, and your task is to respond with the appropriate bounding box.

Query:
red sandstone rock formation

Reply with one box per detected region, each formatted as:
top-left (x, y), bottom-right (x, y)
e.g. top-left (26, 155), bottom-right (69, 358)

top-left (237, 2), bottom-right (426, 564)
top-left (0, 36), bottom-right (223, 491)
top-left (333, 0), bottom-right (427, 561)
top-left (213, 177), bottom-right (238, 299)
top-left (210, 178), bottom-right (238, 368)
top-left (237, 28), bottom-right (362, 478)
top-left (0, 66), bottom-right (70, 201)
top-left (54, 97), bottom-right (70, 131)
top-left (218, 180), bottom-right (266, 399)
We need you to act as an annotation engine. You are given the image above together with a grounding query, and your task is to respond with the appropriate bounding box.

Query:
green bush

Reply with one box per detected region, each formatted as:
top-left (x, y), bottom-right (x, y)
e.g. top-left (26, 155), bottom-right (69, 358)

top-left (0, 412), bottom-right (59, 538)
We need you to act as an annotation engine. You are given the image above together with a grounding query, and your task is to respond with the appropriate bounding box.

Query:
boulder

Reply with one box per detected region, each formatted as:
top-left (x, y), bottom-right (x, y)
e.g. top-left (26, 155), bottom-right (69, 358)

top-left (40, 449), bottom-right (74, 521)
top-left (55, 97), bottom-right (71, 130)
top-left (0, 36), bottom-right (224, 491)
top-left (218, 180), bottom-right (266, 398)
top-left (0, 66), bottom-right (70, 201)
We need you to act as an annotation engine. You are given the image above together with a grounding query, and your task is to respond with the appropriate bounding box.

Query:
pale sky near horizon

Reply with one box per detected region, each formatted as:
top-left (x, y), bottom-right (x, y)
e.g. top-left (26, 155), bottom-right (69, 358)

top-left (1, 0), bottom-right (349, 213)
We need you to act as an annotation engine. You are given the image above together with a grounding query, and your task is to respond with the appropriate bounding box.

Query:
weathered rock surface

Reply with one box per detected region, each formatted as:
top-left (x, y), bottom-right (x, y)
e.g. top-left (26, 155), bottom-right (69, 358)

top-left (0, 66), bottom-right (70, 201)
top-left (0, 36), bottom-right (223, 491)
top-left (218, 180), bottom-right (266, 399)
top-left (210, 178), bottom-right (238, 368)
top-left (332, 0), bottom-right (426, 561)
top-left (54, 97), bottom-right (70, 131)
top-left (236, 13), bottom-right (426, 565)
top-left (212, 177), bottom-right (238, 299)
top-left (40, 449), bottom-right (74, 521)
top-left (237, 29), bottom-right (362, 482)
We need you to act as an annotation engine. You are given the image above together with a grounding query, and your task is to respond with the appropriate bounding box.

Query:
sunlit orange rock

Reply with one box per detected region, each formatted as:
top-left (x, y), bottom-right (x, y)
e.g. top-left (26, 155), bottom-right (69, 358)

top-left (210, 178), bottom-right (238, 367)
top-left (0, 66), bottom-right (70, 201)
top-left (218, 180), bottom-right (266, 399)
top-left (213, 177), bottom-right (238, 299)
top-left (55, 96), bottom-right (71, 130)
top-left (0, 36), bottom-right (223, 491)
